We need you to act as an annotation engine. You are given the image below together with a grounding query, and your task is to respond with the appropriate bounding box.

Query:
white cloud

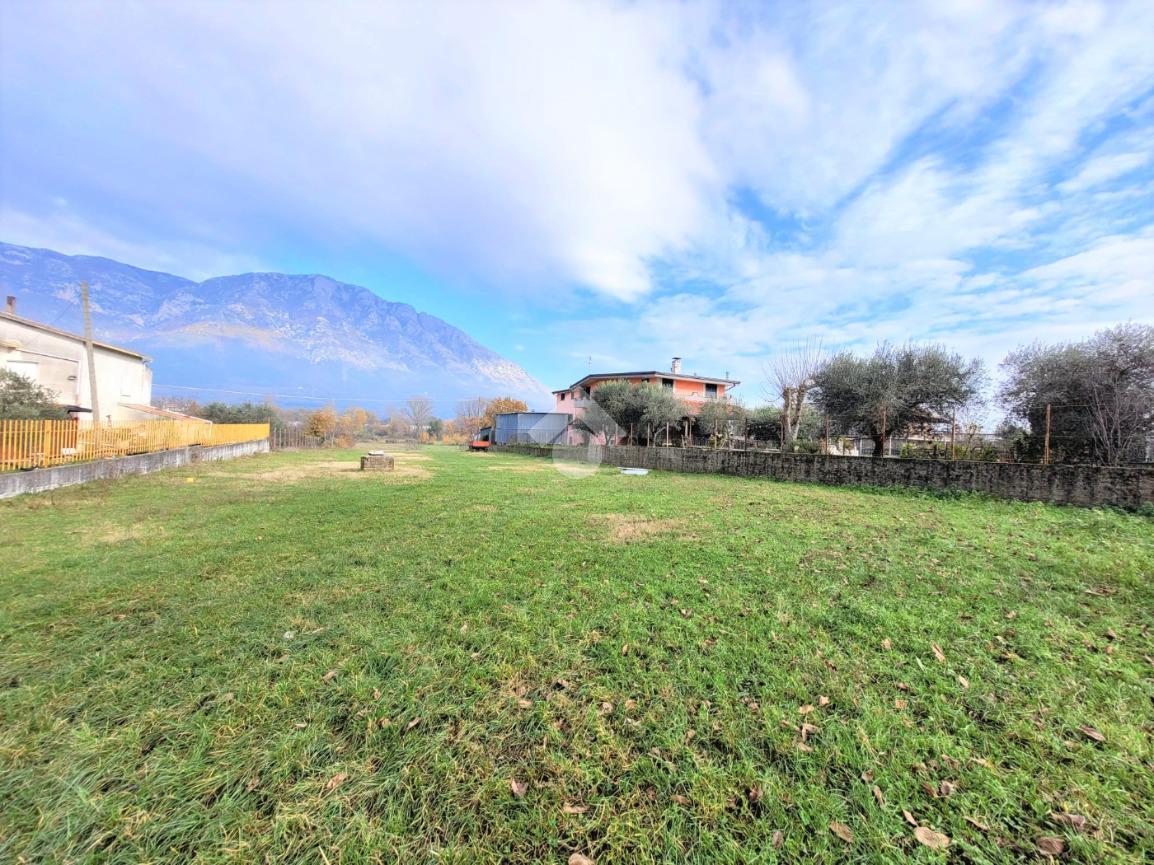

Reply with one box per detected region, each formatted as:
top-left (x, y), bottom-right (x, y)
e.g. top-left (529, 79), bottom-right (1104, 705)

top-left (3, 0), bottom-right (1154, 398)
top-left (1058, 152), bottom-right (1152, 192)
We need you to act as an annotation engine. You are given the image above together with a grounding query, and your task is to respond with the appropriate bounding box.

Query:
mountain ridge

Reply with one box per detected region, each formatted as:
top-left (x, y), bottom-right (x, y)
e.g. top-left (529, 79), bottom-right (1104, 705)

top-left (0, 242), bottom-right (548, 408)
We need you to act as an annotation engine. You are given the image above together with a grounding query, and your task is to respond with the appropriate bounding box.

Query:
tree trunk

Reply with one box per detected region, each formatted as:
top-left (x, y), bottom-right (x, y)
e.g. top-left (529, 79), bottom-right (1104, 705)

top-left (871, 431), bottom-right (886, 457)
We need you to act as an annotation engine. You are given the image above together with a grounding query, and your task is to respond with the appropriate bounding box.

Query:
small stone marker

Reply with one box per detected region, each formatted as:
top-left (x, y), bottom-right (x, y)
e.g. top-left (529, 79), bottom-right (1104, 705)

top-left (360, 451), bottom-right (394, 472)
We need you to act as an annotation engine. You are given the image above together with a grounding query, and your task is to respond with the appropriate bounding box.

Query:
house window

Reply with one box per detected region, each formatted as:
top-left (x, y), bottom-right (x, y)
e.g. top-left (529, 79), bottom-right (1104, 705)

top-left (559, 393), bottom-right (566, 401)
top-left (705, 383), bottom-right (718, 399)
top-left (662, 378), bottom-right (674, 389)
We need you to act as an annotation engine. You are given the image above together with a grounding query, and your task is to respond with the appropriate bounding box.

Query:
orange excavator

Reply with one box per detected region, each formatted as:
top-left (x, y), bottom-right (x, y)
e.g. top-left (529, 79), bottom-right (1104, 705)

top-left (469, 426), bottom-right (493, 451)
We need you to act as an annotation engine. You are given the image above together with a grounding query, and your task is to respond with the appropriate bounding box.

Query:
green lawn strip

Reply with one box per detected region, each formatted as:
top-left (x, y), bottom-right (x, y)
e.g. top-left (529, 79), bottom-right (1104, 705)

top-left (1, 446), bottom-right (1151, 863)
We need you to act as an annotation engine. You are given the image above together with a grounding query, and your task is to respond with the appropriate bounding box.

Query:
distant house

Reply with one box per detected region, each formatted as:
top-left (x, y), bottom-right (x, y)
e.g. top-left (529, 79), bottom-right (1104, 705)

top-left (554, 358), bottom-right (738, 417)
top-left (1, 296), bottom-right (157, 423)
top-left (552, 358), bottom-right (739, 443)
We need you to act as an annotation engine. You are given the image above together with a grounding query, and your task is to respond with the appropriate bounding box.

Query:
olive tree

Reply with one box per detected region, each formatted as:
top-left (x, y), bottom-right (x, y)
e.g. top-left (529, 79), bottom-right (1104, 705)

top-left (812, 343), bottom-right (984, 456)
top-left (1000, 323), bottom-right (1154, 465)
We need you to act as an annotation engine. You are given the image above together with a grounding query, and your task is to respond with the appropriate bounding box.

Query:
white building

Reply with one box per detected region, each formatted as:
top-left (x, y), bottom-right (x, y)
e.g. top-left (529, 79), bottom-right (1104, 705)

top-left (1, 297), bottom-right (156, 423)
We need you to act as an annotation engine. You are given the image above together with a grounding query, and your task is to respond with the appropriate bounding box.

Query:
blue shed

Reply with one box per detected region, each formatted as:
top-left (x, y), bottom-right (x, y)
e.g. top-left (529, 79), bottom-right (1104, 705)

top-left (493, 412), bottom-right (571, 445)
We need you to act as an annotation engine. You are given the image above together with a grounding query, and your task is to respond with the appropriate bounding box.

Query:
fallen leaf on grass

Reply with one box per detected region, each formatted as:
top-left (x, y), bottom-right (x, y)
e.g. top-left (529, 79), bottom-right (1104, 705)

top-left (939, 781), bottom-right (957, 797)
top-left (957, 675), bottom-right (969, 689)
top-left (818, 695), bottom-right (830, 707)
top-left (325, 772), bottom-right (348, 792)
top-left (798, 704), bottom-right (815, 715)
top-left (1052, 813), bottom-right (1087, 832)
top-left (965, 816), bottom-right (989, 831)
top-left (599, 701), bottom-right (614, 715)
top-left (800, 723), bottom-right (819, 742)
top-left (932, 643), bottom-right (946, 663)
top-left (914, 827), bottom-right (950, 849)
top-left (245, 776), bottom-right (261, 792)
top-left (404, 717), bottom-right (421, 732)
top-left (322, 670), bottom-right (339, 683)
top-left (293, 721), bottom-right (307, 729)
top-left (922, 782), bottom-right (939, 799)
top-left (861, 770), bottom-right (874, 783)
top-left (1037, 836), bottom-right (1065, 855)
top-left (903, 810), bottom-right (918, 827)
top-left (894, 698), bottom-right (908, 710)
top-left (563, 803), bottom-right (589, 814)
top-left (882, 638), bottom-right (893, 650)
top-left (517, 699), bottom-right (532, 709)
top-left (796, 742), bottom-right (814, 753)
top-left (872, 785), bottom-right (885, 806)
top-left (748, 786), bottom-right (763, 803)
top-left (829, 822), bottom-right (854, 843)
top-left (772, 830), bottom-right (784, 848)
top-left (671, 794), bottom-right (690, 805)
top-left (1079, 726), bottom-right (1105, 743)
top-left (568, 855), bottom-right (594, 865)
top-left (510, 778), bottom-right (528, 798)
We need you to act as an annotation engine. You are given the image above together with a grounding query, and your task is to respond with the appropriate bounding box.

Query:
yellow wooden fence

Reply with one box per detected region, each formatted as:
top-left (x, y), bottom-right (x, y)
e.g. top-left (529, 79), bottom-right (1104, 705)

top-left (0, 420), bottom-right (269, 471)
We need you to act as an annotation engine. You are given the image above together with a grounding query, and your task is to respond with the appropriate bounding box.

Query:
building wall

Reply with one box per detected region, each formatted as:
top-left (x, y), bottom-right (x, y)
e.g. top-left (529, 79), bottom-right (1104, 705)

top-left (491, 443), bottom-right (1154, 511)
top-left (0, 317), bottom-right (152, 422)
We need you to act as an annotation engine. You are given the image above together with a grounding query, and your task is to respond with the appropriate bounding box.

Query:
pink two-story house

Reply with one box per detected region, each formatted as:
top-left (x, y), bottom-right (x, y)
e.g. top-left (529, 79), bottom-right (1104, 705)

top-left (553, 358), bottom-right (739, 442)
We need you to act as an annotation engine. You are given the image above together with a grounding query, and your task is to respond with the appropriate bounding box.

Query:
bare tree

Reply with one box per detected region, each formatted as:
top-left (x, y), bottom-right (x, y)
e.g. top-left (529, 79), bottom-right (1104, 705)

top-left (403, 395), bottom-right (434, 439)
top-left (764, 338), bottom-right (824, 453)
top-left (455, 397), bottom-right (489, 437)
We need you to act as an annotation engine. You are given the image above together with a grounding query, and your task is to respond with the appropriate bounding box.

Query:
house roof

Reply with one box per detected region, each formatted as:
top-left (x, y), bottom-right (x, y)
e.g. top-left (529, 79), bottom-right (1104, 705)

top-left (0, 311), bottom-right (151, 361)
top-left (554, 371), bottom-right (740, 393)
top-left (119, 403), bottom-right (210, 421)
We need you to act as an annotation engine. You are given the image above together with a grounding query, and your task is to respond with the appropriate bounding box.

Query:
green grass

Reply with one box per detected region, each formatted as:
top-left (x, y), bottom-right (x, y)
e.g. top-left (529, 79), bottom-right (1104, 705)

top-left (1, 446), bottom-right (1151, 864)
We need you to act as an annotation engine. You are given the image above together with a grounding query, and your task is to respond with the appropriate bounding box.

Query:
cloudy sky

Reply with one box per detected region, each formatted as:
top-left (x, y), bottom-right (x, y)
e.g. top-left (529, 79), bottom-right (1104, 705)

top-left (2, 0), bottom-right (1152, 403)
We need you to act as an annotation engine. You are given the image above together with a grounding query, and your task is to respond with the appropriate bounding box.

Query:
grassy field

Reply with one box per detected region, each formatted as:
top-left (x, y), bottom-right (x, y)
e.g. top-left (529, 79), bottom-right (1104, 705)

top-left (1, 445), bottom-right (1151, 864)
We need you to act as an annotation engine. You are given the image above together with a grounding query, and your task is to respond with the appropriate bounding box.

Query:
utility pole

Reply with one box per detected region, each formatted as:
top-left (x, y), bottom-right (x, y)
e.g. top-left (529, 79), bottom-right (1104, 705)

top-left (950, 413), bottom-right (957, 461)
top-left (81, 281), bottom-right (101, 429)
top-left (1043, 403), bottom-right (1052, 465)
top-left (880, 406), bottom-right (887, 458)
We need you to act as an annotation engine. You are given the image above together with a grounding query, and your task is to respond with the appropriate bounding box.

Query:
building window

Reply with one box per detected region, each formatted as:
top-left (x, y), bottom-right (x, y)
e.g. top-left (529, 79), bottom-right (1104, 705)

top-left (705, 383), bottom-right (718, 399)
top-left (662, 378), bottom-right (674, 389)
top-left (559, 392), bottom-right (566, 401)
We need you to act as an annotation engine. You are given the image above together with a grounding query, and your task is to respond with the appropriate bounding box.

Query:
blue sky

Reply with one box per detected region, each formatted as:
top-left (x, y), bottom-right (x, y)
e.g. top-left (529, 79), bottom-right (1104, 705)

top-left (2, 0), bottom-right (1152, 409)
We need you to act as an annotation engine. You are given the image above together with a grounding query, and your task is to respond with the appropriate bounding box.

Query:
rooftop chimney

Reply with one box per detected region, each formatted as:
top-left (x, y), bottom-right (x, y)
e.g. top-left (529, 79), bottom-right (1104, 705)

top-left (671, 356), bottom-right (682, 374)
top-left (4, 296), bottom-right (14, 315)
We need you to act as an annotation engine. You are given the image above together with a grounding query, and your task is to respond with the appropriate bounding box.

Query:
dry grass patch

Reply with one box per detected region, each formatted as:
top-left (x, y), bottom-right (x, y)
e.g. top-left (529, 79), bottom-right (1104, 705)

top-left (484, 462), bottom-right (548, 473)
top-left (591, 512), bottom-right (700, 544)
top-left (213, 454), bottom-right (432, 483)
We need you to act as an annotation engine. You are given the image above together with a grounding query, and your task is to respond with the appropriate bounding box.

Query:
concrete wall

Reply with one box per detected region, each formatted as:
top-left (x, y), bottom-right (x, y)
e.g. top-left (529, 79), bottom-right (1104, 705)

top-left (491, 443), bottom-right (1154, 510)
top-left (0, 438), bottom-right (268, 499)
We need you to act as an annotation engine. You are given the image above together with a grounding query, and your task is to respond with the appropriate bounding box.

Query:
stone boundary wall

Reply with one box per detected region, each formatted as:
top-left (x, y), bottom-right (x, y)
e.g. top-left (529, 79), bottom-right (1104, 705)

top-left (491, 443), bottom-right (1154, 510)
top-left (0, 438), bottom-right (269, 499)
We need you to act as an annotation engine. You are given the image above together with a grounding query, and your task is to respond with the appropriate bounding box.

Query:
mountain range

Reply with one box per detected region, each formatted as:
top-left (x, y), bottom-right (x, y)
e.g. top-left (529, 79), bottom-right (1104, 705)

top-left (0, 242), bottom-right (549, 409)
